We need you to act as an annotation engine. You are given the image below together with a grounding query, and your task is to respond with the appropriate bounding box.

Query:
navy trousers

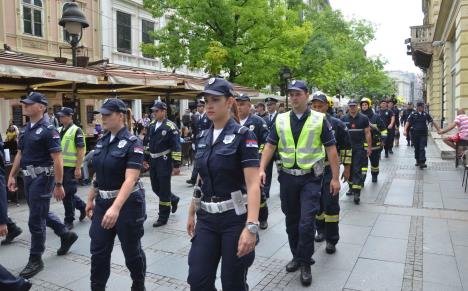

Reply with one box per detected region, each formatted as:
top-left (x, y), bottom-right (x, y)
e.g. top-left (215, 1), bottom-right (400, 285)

top-left (62, 167), bottom-right (86, 223)
top-left (0, 264), bottom-right (28, 290)
top-left (149, 168), bottom-right (178, 222)
top-left (316, 166), bottom-right (340, 245)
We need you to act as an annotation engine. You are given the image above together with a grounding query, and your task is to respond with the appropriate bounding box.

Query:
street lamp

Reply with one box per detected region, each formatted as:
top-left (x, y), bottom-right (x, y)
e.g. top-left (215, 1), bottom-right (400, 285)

top-left (279, 67), bottom-right (292, 110)
top-left (59, 2), bottom-right (89, 67)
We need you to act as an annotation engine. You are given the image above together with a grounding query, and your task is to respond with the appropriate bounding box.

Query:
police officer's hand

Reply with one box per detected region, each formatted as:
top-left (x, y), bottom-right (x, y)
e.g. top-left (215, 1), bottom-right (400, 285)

top-left (74, 167), bottom-right (82, 180)
top-left (0, 224), bottom-right (7, 237)
top-left (7, 176), bottom-right (17, 192)
top-left (259, 170), bottom-right (266, 186)
top-left (367, 147), bottom-right (372, 157)
top-left (86, 200), bottom-right (94, 219)
top-left (172, 168), bottom-right (180, 176)
top-left (53, 185), bottom-right (65, 201)
top-left (237, 228), bottom-right (256, 258)
top-left (143, 161), bottom-right (150, 171)
top-left (341, 166), bottom-right (350, 182)
top-left (101, 206), bottom-right (120, 229)
top-left (187, 215), bottom-right (196, 237)
top-left (330, 178), bottom-right (341, 196)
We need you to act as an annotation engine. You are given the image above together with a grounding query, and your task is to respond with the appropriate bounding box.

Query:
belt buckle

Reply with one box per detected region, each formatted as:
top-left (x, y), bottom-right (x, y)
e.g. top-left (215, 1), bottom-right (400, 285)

top-left (217, 203), bottom-right (224, 213)
top-left (292, 169), bottom-right (300, 176)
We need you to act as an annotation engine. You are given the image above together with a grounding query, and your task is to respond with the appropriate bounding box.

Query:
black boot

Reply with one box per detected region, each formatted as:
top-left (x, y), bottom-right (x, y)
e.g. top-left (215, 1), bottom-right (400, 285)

top-left (314, 232), bottom-right (325, 242)
top-left (285, 259), bottom-right (300, 272)
top-left (186, 179), bottom-right (195, 185)
top-left (415, 162), bottom-right (420, 166)
top-left (57, 231), bottom-right (78, 256)
top-left (354, 192), bottom-right (360, 205)
top-left (20, 279), bottom-right (32, 291)
top-left (371, 174), bottom-right (378, 183)
top-left (171, 196), bottom-right (180, 214)
top-left (300, 264), bottom-right (312, 286)
top-left (79, 208), bottom-right (86, 222)
top-left (346, 190), bottom-right (353, 196)
top-left (153, 219), bottom-right (167, 227)
top-left (65, 222), bottom-right (74, 230)
top-left (19, 256), bottom-right (44, 279)
top-left (1, 225), bottom-right (22, 245)
top-left (91, 283), bottom-right (106, 291)
top-left (326, 242), bottom-right (336, 254)
top-left (419, 163), bottom-right (427, 169)
top-left (131, 281), bottom-right (146, 291)
top-left (385, 151), bottom-right (389, 158)
top-left (259, 221), bottom-right (268, 230)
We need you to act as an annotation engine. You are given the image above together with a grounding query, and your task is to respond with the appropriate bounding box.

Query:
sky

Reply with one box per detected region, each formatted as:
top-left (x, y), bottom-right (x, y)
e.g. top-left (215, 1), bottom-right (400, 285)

top-left (329, 0), bottom-right (424, 74)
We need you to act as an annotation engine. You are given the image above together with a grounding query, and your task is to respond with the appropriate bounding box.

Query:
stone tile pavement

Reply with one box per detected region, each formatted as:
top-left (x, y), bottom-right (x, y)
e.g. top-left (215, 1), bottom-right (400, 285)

top-left (2, 134), bottom-right (468, 290)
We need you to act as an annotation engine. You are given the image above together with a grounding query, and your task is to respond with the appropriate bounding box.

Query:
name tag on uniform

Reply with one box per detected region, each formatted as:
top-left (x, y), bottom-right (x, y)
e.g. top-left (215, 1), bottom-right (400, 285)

top-left (223, 134), bottom-right (235, 144)
top-left (198, 144), bottom-right (206, 149)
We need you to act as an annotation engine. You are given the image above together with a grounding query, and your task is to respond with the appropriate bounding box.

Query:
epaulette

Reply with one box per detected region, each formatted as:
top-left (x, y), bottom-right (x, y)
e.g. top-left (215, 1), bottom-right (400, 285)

top-left (196, 130), bottom-right (205, 139)
top-left (166, 121), bottom-right (177, 130)
top-left (47, 124), bottom-right (54, 129)
top-left (128, 135), bottom-right (138, 141)
top-left (237, 126), bottom-right (248, 134)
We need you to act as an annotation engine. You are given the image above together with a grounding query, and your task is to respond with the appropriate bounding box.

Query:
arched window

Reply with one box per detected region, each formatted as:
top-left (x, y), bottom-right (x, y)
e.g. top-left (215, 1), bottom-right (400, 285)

top-left (22, 0), bottom-right (43, 37)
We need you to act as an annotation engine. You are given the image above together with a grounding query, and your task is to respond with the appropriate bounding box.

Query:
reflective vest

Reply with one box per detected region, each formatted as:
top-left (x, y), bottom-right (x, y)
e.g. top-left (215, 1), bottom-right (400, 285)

top-left (276, 111), bottom-right (325, 169)
top-left (58, 124), bottom-right (86, 167)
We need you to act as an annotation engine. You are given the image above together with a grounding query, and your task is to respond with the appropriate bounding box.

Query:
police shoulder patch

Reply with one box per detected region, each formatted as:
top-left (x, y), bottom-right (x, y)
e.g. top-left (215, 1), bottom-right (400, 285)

top-left (47, 124), bottom-right (54, 129)
top-left (166, 121), bottom-right (177, 130)
top-left (237, 126), bottom-right (249, 134)
top-left (128, 135), bottom-right (138, 141)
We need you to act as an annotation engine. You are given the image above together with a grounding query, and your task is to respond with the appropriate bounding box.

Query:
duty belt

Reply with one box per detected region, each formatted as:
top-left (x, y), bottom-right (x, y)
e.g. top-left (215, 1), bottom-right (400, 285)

top-left (97, 181), bottom-right (144, 199)
top-left (149, 149), bottom-right (171, 158)
top-left (281, 168), bottom-right (313, 176)
top-left (200, 193), bottom-right (247, 214)
top-left (22, 165), bottom-right (54, 178)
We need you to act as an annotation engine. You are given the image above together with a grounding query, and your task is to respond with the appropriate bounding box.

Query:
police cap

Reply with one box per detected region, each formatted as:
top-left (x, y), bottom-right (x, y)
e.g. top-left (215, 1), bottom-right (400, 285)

top-left (201, 77), bottom-right (235, 97)
top-left (311, 91), bottom-right (327, 103)
top-left (56, 107), bottom-right (74, 116)
top-left (264, 97), bottom-right (278, 104)
top-left (21, 92), bottom-right (48, 106)
top-left (287, 80), bottom-right (308, 93)
top-left (235, 94), bottom-right (251, 102)
top-left (151, 100), bottom-right (167, 111)
top-left (416, 100), bottom-right (425, 107)
top-left (97, 98), bottom-right (127, 115)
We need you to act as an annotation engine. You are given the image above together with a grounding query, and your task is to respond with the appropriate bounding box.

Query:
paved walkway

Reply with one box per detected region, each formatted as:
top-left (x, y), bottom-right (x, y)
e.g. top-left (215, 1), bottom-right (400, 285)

top-left (2, 134), bottom-right (468, 290)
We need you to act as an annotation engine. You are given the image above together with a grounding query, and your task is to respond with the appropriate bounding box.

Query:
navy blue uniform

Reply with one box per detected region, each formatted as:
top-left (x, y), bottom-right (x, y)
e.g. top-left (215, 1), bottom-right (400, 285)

top-left (262, 112), bottom-right (278, 199)
top-left (362, 109), bottom-right (387, 179)
top-left (379, 109), bottom-right (395, 154)
top-left (188, 118), bottom-right (259, 291)
top-left (90, 128), bottom-right (146, 289)
top-left (58, 124), bottom-right (86, 224)
top-left (402, 108), bottom-right (415, 144)
top-left (18, 118), bottom-right (68, 255)
top-left (144, 119), bottom-right (181, 223)
top-left (189, 113), bottom-right (212, 182)
top-left (406, 111), bottom-right (433, 164)
top-left (268, 109), bottom-right (336, 265)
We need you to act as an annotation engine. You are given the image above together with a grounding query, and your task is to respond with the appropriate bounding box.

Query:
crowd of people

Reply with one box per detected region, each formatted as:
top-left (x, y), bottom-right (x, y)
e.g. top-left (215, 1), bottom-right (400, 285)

top-left (1, 79), bottom-right (467, 290)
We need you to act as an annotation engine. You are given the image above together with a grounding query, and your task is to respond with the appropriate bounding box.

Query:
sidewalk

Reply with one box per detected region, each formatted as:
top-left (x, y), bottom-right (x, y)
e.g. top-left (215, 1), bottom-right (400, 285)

top-left (2, 134), bottom-right (468, 290)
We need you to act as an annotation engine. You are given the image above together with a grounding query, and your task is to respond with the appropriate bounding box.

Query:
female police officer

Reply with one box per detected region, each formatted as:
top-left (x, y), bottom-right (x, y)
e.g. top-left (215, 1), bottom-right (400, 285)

top-left (85, 98), bottom-right (146, 291)
top-left (186, 78), bottom-right (261, 291)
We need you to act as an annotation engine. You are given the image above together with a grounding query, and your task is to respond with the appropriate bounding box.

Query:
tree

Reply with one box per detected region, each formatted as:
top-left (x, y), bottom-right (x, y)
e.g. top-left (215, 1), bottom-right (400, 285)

top-left (142, 0), bottom-right (312, 88)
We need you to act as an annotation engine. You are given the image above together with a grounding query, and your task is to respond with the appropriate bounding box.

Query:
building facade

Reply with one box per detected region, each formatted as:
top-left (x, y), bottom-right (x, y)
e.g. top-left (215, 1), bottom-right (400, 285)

top-left (387, 70), bottom-right (423, 103)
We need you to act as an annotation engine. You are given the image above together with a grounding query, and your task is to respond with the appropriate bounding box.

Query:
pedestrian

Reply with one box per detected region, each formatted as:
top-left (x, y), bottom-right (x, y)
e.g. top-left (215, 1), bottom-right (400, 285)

top-left (401, 102), bottom-right (415, 146)
top-left (310, 93), bottom-right (351, 254)
top-left (439, 109), bottom-right (468, 156)
top-left (236, 94), bottom-right (270, 229)
top-left (360, 98), bottom-right (387, 183)
top-left (144, 100), bottom-right (181, 227)
top-left (378, 99), bottom-right (395, 158)
top-left (85, 98), bottom-right (146, 291)
top-left (186, 77), bottom-right (261, 291)
top-left (341, 99), bottom-right (372, 204)
top-left (56, 107), bottom-right (87, 229)
top-left (389, 99), bottom-right (400, 147)
top-left (260, 80), bottom-right (340, 286)
top-left (7, 92), bottom-right (78, 279)
top-left (404, 101), bottom-right (442, 169)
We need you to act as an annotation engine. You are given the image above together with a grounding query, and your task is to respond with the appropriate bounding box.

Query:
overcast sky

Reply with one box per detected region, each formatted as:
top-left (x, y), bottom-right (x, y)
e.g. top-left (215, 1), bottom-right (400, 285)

top-left (329, 0), bottom-right (424, 73)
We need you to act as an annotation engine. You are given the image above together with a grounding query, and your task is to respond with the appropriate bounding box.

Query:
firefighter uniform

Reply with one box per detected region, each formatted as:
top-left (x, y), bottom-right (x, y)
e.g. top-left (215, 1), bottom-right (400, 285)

top-left (379, 103), bottom-right (395, 158)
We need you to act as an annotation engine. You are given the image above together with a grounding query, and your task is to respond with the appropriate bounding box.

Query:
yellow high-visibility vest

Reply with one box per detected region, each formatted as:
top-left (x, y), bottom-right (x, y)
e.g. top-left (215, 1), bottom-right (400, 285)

top-left (58, 124), bottom-right (86, 167)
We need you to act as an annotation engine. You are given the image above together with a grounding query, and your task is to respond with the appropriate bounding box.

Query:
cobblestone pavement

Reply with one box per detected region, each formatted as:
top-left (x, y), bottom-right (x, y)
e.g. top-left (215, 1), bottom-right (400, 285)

top-left (3, 134), bottom-right (468, 290)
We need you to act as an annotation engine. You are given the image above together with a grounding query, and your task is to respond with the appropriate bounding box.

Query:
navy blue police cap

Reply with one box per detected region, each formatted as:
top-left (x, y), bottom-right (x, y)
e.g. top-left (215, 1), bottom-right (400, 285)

top-left (235, 94), bottom-right (251, 102)
top-left (287, 80), bottom-right (308, 93)
top-left (416, 100), bottom-right (425, 107)
top-left (21, 92), bottom-right (48, 106)
top-left (97, 98), bottom-right (127, 115)
top-left (201, 77), bottom-right (235, 97)
top-left (311, 91), bottom-right (327, 103)
top-left (151, 100), bottom-right (167, 111)
top-left (348, 99), bottom-right (358, 106)
top-left (56, 107), bottom-right (74, 116)
top-left (264, 97), bottom-right (279, 103)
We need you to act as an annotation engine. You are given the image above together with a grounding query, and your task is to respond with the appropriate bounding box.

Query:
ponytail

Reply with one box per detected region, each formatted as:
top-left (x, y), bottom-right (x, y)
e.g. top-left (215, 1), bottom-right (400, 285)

top-left (124, 108), bottom-right (133, 133)
top-left (230, 99), bottom-right (240, 124)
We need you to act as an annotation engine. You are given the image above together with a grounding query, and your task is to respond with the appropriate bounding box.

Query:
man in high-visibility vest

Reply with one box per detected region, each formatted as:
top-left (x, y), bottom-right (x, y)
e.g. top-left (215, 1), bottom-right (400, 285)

top-left (260, 80), bottom-right (340, 287)
top-left (56, 107), bottom-right (86, 230)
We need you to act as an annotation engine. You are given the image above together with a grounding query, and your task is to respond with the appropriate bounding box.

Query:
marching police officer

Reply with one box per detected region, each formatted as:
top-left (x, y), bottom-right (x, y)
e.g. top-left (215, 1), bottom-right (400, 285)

top-left (262, 97), bottom-right (279, 203)
top-left (379, 99), bottom-right (395, 158)
top-left (56, 107), bottom-right (87, 229)
top-left (389, 99), bottom-right (401, 147)
top-left (310, 93), bottom-right (351, 254)
top-left (7, 92), bottom-right (78, 279)
top-left (144, 101), bottom-right (181, 227)
top-left (187, 100), bottom-right (212, 185)
top-left (260, 80), bottom-right (340, 286)
top-left (86, 98), bottom-right (146, 291)
top-left (187, 78), bottom-right (261, 291)
top-left (401, 102), bottom-right (415, 146)
top-left (236, 94), bottom-right (270, 229)
top-left (404, 101), bottom-right (441, 169)
top-left (341, 99), bottom-right (372, 204)
top-left (360, 98), bottom-right (387, 183)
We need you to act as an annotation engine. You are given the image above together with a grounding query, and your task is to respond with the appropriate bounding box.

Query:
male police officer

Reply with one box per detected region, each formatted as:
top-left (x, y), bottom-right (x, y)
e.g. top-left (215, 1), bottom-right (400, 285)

top-left (310, 92), bottom-right (351, 254)
top-left (401, 102), bottom-right (415, 146)
top-left (145, 101), bottom-right (182, 227)
top-left (404, 101), bottom-right (441, 169)
top-left (236, 94), bottom-right (270, 229)
top-left (56, 107), bottom-right (87, 229)
top-left (260, 80), bottom-right (340, 286)
top-left (360, 98), bottom-right (387, 183)
top-left (379, 99), bottom-right (395, 158)
top-left (7, 92), bottom-right (78, 278)
top-left (341, 99), bottom-right (372, 204)
top-left (263, 97), bottom-right (279, 202)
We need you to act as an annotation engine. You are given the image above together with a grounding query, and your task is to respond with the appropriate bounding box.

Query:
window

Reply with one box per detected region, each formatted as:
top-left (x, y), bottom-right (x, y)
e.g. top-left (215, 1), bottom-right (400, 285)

top-left (23, 0), bottom-right (43, 37)
top-left (117, 11), bottom-right (132, 54)
top-left (141, 19), bottom-right (154, 58)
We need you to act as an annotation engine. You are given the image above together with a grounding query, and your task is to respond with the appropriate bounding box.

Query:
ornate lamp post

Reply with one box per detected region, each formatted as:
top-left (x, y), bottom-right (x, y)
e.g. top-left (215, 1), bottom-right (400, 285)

top-left (59, 1), bottom-right (89, 67)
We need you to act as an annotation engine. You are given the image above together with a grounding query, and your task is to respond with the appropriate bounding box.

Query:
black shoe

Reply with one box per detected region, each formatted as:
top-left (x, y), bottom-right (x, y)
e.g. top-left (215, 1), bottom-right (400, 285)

top-left (389, 150), bottom-right (394, 154)
top-left (407, 142), bottom-right (410, 146)
top-left (419, 163), bottom-right (427, 169)
top-left (286, 259), bottom-right (300, 272)
top-left (153, 220), bottom-right (167, 227)
top-left (259, 221), bottom-right (268, 230)
top-left (19, 257), bottom-right (44, 279)
top-left (131, 281), bottom-right (146, 291)
top-left (300, 264), bottom-right (312, 286)
top-left (186, 179), bottom-right (195, 185)
top-left (57, 231), bottom-right (78, 256)
top-left (314, 232), bottom-right (325, 242)
top-left (346, 190), bottom-right (353, 196)
top-left (65, 222), bottom-right (74, 230)
top-left (1, 226), bottom-right (22, 245)
top-left (415, 162), bottom-right (420, 166)
top-left (20, 280), bottom-right (32, 291)
top-left (91, 284), bottom-right (106, 291)
top-left (354, 193), bottom-right (360, 205)
top-left (171, 197), bottom-right (180, 214)
top-left (326, 242), bottom-right (336, 254)
top-left (385, 152), bottom-right (389, 158)
top-left (79, 208), bottom-right (86, 222)
top-left (372, 175), bottom-right (378, 183)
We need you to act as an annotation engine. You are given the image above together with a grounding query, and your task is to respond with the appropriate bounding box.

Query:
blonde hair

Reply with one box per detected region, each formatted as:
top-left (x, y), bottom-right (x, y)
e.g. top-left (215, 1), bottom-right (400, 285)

top-left (125, 108), bottom-right (133, 132)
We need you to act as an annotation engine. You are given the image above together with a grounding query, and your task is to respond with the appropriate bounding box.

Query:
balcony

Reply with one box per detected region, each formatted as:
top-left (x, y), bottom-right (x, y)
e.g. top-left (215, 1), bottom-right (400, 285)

top-left (409, 25), bottom-right (434, 70)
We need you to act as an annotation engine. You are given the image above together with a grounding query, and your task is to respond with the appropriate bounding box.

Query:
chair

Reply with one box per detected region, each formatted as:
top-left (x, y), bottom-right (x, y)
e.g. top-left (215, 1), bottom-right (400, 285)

top-left (461, 150), bottom-right (468, 192)
top-left (455, 139), bottom-right (468, 167)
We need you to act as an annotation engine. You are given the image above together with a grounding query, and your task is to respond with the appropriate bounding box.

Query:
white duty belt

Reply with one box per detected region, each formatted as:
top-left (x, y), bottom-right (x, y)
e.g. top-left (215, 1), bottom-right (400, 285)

top-left (22, 166), bottom-right (54, 178)
top-left (200, 194), bottom-right (248, 214)
top-left (98, 181), bottom-right (144, 199)
top-left (149, 149), bottom-right (171, 158)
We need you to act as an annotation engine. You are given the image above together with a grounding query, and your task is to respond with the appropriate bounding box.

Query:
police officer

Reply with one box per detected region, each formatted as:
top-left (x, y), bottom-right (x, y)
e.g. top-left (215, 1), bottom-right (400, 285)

top-left (85, 98), bottom-right (146, 291)
top-left (187, 78), bottom-right (260, 291)
top-left (341, 99), bottom-right (372, 204)
top-left (187, 100), bottom-right (212, 185)
top-left (389, 99), bottom-right (401, 147)
top-left (379, 99), bottom-right (395, 158)
top-left (263, 97), bottom-right (279, 202)
top-left (401, 102), bottom-right (415, 146)
top-left (236, 94), bottom-right (270, 229)
top-left (145, 101), bottom-right (181, 227)
top-left (404, 101), bottom-right (441, 169)
top-left (7, 92), bottom-right (78, 279)
top-left (56, 107), bottom-right (87, 229)
top-left (260, 80), bottom-right (340, 286)
top-left (360, 98), bottom-right (387, 183)
top-left (310, 92), bottom-right (351, 254)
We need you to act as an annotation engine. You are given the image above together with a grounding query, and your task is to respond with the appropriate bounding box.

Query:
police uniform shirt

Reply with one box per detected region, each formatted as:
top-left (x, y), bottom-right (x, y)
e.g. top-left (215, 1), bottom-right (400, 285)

top-left (195, 118), bottom-right (259, 199)
top-left (145, 119), bottom-right (182, 168)
top-left (93, 128), bottom-right (143, 191)
top-left (18, 118), bottom-right (62, 169)
top-left (193, 113), bottom-right (212, 138)
top-left (379, 109), bottom-right (394, 128)
top-left (264, 112), bottom-right (278, 130)
top-left (392, 107), bottom-right (400, 127)
top-left (243, 114), bottom-right (269, 146)
top-left (402, 109), bottom-right (415, 123)
top-left (59, 123), bottom-right (85, 149)
top-left (363, 110), bottom-right (386, 146)
top-left (407, 111), bottom-right (433, 133)
top-left (326, 114), bottom-right (352, 153)
top-left (341, 112), bottom-right (370, 147)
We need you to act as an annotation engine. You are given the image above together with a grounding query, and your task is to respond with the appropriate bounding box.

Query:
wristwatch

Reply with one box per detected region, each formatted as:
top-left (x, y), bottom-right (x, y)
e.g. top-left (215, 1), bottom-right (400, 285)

top-left (55, 182), bottom-right (63, 187)
top-left (246, 222), bottom-right (259, 234)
